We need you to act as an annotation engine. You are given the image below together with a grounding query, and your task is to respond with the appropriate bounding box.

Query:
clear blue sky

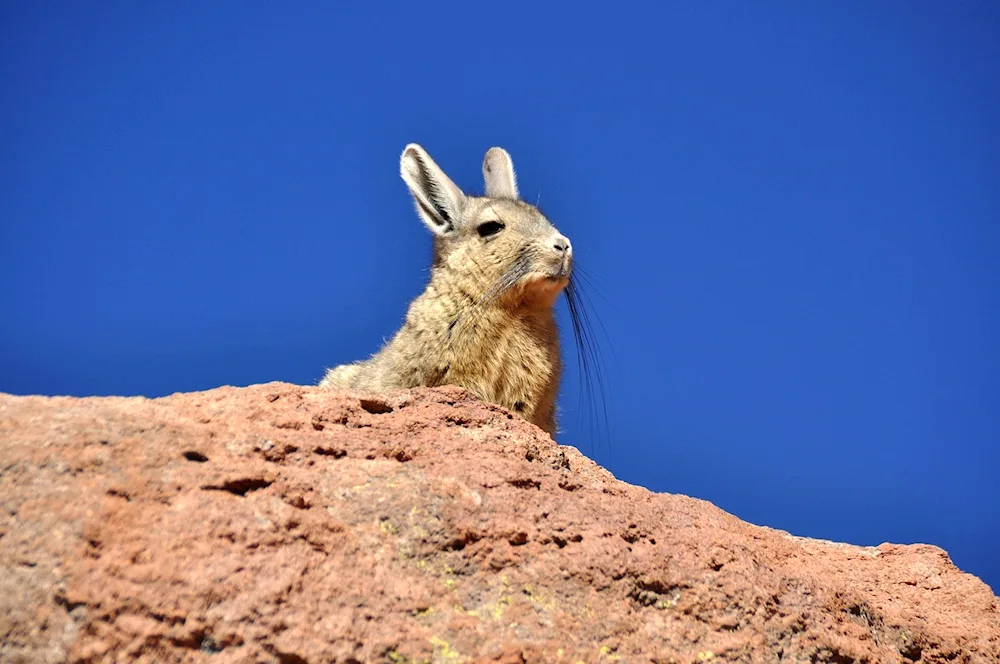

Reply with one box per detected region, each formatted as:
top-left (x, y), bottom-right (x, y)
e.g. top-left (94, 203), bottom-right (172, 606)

top-left (2, 3), bottom-right (997, 592)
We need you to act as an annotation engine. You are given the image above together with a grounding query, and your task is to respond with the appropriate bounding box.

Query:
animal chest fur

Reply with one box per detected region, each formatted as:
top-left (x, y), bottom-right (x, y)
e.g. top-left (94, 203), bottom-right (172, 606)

top-left (443, 313), bottom-right (559, 421)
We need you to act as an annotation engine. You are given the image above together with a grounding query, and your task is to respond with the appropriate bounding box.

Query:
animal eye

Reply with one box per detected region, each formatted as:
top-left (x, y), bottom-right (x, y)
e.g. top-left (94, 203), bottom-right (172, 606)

top-left (476, 221), bottom-right (505, 237)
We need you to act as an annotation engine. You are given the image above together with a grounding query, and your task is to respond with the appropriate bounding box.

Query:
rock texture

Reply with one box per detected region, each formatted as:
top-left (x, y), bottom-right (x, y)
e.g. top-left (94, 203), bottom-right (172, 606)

top-left (0, 383), bottom-right (997, 664)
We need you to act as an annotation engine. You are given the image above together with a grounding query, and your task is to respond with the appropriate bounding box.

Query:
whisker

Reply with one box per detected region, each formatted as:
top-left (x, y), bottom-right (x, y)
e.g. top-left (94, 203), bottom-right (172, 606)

top-left (564, 277), bottom-right (614, 464)
top-left (570, 269), bottom-right (619, 370)
top-left (478, 252), bottom-right (530, 306)
top-left (572, 266), bottom-right (620, 316)
top-left (574, 263), bottom-right (611, 284)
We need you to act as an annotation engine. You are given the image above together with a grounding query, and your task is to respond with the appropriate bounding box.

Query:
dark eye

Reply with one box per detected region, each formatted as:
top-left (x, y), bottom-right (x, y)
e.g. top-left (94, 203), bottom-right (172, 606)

top-left (477, 220), bottom-right (505, 237)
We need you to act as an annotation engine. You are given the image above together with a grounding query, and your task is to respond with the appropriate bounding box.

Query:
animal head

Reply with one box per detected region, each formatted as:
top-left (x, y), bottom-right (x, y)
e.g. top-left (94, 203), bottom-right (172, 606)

top-left (399, 144), bottom-right (572, 309)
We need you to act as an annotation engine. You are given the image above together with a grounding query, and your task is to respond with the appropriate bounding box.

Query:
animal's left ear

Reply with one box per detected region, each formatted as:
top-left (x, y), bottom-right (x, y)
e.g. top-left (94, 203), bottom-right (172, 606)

top-left (482, 147), bottom-right (520, 199)
top-left (400, 144), bottom-right (467, 236)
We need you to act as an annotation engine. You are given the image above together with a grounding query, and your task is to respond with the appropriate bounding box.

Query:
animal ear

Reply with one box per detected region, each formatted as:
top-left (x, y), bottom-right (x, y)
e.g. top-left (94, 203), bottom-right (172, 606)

top-left (400, 144), bottom-right (466, 236)
top-left (482, 147), bottom-right (519, 199)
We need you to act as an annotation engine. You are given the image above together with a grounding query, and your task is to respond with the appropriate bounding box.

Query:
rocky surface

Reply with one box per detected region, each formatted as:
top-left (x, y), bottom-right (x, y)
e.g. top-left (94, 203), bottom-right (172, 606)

top-left (0, 383), bottom-right (997, 664)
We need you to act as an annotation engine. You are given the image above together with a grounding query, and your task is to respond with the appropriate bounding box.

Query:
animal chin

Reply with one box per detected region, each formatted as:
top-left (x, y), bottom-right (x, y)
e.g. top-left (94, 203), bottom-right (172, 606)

top-left (539, 256), bottom-right (571, 280)
top-left (514, 274), bottom-right (568, 307)
top-left (540, 273), bottom-right (571, 291)
top-left (520, 271), bottom-right (569, 293)
top-left (548, 262), bottom-right (572, 282)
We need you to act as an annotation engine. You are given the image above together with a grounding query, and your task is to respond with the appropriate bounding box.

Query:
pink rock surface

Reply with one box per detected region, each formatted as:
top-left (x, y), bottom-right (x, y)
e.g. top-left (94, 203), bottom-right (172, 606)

top-left (1, 383), bottom-right (997, 663)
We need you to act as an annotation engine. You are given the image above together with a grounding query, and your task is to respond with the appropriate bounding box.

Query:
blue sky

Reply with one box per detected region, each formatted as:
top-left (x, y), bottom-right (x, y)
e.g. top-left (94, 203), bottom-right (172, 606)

top-left (2, 3), bottom-right (997, 592)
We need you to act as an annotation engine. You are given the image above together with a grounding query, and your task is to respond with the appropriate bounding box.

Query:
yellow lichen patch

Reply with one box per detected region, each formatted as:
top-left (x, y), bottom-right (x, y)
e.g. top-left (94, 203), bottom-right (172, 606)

top-left (429, 636), bottom-right (464, 663)
top-left (387, 651), bottom-right (430, 664)
top-left (523, 585), bottom-right (556, 612)
top-left (380, 519), bottom-right (398, 536)
top-left (452, 603), bottom-right (479, 617)
top-left (453, 593), bottom-right (511, 622)
top-left (599, 645), bottom-right (622, 661)
top-left (404, 505), bottom-right (434, 539)
top-left (487, 595), bottom-right (511, 621)
top-left (411, 552), bottom-right (453, 577)
top-left (697, 651), bottom-right (714, 661)
top-left (410, 556), bottom-right (461, 597)
top-left (349, 479), bottom-right (373, 492)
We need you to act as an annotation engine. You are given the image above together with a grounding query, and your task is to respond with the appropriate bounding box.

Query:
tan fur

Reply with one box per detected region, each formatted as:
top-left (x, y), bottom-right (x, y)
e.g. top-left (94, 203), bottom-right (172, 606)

top-left (319, 144), bottom-right (572, 437)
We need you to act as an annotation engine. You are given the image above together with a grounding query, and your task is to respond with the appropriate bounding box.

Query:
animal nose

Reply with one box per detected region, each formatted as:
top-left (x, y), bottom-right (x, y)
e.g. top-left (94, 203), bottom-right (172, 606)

top-left (553, 235), bottom-right (572, 254)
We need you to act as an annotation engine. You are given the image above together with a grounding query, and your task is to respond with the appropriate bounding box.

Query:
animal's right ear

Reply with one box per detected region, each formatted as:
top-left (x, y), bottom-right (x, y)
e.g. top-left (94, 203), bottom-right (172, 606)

top-left (400, 144), bottom-right (466, 236)
top-left (482, 147), bottom-right (519, 199)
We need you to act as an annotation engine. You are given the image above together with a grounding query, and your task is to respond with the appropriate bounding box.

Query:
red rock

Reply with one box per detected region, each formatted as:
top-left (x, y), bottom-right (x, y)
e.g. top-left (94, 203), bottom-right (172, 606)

top-left (0, 383), bottom-right (996, 663)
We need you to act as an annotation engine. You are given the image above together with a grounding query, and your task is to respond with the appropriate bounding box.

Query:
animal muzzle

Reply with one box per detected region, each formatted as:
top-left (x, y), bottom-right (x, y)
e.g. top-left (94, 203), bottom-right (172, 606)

top-left (550, 234), bottom-right (573, 278)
